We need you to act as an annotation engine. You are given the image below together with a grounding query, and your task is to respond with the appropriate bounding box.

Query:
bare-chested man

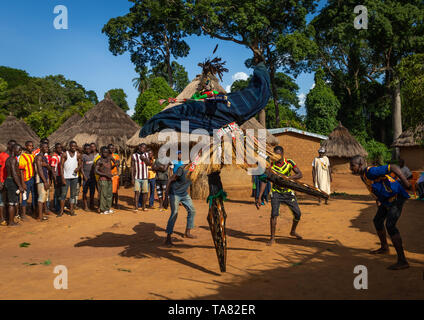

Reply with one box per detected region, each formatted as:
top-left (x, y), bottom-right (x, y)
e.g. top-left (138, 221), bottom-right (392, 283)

top-left (5, 144), bottom-right (25, 226)
top-left (95, 147), bottom-right (116, 215)
top-left (35, 142), bottom-right (50, 222)
top-left (0, 140), bottom-right (17, 226)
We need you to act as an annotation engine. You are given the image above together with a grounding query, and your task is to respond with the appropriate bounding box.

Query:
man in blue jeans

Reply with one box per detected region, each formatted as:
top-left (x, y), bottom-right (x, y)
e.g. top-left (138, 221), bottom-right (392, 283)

top-left (164, 165), bottom-right (196, 247)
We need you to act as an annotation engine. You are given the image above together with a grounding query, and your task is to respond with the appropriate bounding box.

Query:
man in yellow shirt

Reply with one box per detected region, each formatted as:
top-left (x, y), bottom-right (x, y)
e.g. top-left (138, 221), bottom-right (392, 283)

top-left (108, 144), bottom-right (120, 209)
top-left (19, 141), bottom-right (36, 219)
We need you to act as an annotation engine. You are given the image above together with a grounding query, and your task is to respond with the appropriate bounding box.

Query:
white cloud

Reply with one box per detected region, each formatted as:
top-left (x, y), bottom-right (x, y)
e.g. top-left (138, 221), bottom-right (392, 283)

top-left (232, 72), bottom-right (249, 82)
top-left (310, 83), bottom-right (315, 90)
top-left (298, 93), bottom-right (306, 107)
top-left (225, 85), bottom-right (231, 93)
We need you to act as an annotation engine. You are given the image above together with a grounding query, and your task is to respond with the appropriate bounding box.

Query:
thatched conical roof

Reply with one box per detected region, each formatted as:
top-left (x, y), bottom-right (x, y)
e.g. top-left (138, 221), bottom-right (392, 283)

top-left (48, 113), bottom-right (82, 144)
top-left (127, 73), bottom-right (278, 147)
top-left (392, 124), bottom-right (424, 147)
top-left (321, 122), bottom-right (368, 158)
top-left (53, 97), bottom-right (140, 150)
top-left (0, 115), bottom-right (40, 147)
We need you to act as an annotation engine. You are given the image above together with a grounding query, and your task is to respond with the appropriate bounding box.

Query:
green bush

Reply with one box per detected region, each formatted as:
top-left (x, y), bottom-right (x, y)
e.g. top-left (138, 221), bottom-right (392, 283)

top-left (356, 136), bottom-right (392, 165)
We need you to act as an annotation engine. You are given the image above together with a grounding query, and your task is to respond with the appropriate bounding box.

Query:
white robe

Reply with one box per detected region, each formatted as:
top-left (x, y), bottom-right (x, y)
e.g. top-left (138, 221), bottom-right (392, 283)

top-left (312, 156), bottom-right (331, 195)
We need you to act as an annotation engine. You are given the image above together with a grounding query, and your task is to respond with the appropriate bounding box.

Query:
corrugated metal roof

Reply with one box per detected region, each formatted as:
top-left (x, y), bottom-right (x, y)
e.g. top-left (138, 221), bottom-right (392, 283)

top-left (268, 127), bottom-right (328, 140)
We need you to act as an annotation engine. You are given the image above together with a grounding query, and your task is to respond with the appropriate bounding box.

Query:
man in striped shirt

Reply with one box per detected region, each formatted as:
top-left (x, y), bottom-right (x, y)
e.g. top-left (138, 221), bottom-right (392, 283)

top-left (131, 143), bottom-right (151, 211)
top-left (19, 141), bottom-right (36, 219)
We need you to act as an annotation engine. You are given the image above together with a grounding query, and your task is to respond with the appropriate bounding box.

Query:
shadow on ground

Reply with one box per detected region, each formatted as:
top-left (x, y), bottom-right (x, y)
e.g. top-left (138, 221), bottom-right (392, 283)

top-left (74, 222), bottom-right (260, 276)
top-left (183, 229), bottom-right (424, 299)
top-left (350, 199), bottom-right (424, 255)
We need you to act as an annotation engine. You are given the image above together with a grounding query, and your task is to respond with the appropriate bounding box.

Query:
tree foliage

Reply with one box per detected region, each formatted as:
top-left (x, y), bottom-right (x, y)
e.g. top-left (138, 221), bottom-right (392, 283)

top-left (133, 77), bottom-right (175, 125)
top-left (397, 54), bottom-right (424, 129)
top-left (305, 69), bottom-right (341, 135)
top-left (230, 79), bottom-right (250, 93)
top-left (309, 0), bottom-right (424, 144)
top-left (132, 66), bottom-right (150, 94)
top-left (150, 61), bottom-right (189, 93)
top-left (103, 0), bottom-right (191, 87)
top-left (105, 88), bottom-right (129, 111)
top-left (186, 0), bottom-right (316, 126)
top-left (0, 66), bottom-right (30, 89)
top-left (0, 66), bottom-right (95, 137)
top-left (230, 72), bottom-right (302, 129)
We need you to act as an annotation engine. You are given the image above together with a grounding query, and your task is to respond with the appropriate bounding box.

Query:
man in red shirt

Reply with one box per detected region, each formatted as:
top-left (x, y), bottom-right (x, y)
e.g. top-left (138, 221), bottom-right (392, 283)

top-left (0, 140), bottom-right (16, 226)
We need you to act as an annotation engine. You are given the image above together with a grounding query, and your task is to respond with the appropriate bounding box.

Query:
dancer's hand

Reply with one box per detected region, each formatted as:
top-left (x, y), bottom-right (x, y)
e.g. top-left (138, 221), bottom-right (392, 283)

top-left (163, 195), bottom-right (169, 209)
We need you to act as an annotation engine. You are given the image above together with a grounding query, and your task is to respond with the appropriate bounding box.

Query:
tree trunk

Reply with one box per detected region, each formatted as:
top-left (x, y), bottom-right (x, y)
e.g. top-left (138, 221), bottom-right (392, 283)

top-left (166, 53), bottom-right (173, 88)
top-left (269, 65), bottom-right (279, 127)
top-left (392, 82), bottom-right (402, 160)
top-left (258, 110), bottom-right (266, 128)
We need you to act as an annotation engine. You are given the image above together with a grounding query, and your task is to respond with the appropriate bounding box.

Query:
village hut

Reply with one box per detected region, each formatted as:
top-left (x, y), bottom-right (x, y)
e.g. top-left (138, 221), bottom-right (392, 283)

top-left (0, 115), bottom-right (40, 147)
top-left (392, 124), bottom-right (424, 171)
top-left (268, 127), bottom-right (328, 185)
top-left (320, 122), bottom-right (368, 173)
top-left (48, 113), bottom-right (82, 144)
top-left (127, 72), bottom-right (278, 199)
top-left (52, 96), bottom-right (140, 155)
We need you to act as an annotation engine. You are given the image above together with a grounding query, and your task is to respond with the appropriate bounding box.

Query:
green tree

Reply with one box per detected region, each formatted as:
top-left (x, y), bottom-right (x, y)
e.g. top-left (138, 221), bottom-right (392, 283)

top-left (45, 75), bottom-right (88, 105)
top-left (305, 69), bottom-right (341, 135)
top-left (0, 77), bottom-right (7, 124)
top-left (0, 77), bottom-right (7, 93)
top-left (103, 0), bottom-right (191, 87)
top-left (105, 89), bottom-right (129, 111)
top-left (171, 62), bottom-right (189, 93)
top-left (230, 79), bottom-right (250, 93)
top-left (0, 66), bottom-right (30, 89)
top-left (86, 90), bottom-right (99, 105)
top-left (133, 77), bottom-right (175, 125)
top-left (132, 66), bottom-right (150, 93)
top-left (230, 72), bottom-right (301, 129)
top-left (0, 68), bottom-right (96, 133)
top-left (365, 0), bottom-right (424, 146)
top-left (150, 61), bottom-right (189, 93)
top-left (397, 54), bottom-right (424, 129)
top-left (25, 101), bottom-right (94, 139)
top-left (25, 107), bottom-right (61, 139)
top-left (187, 0), bottom-right (316, 127)
top-left (309, 0), bottom-right (424, 147)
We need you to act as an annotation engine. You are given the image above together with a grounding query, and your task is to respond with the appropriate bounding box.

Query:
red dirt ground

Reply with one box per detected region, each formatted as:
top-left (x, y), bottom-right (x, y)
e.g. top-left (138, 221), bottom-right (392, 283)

top-left (0, 175), bottom-right (423, 300)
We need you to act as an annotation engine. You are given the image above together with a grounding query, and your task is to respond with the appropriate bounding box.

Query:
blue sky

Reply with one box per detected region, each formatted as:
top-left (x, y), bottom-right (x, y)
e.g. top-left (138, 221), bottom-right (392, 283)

top-left (0, 0), bottom-right (327, 116)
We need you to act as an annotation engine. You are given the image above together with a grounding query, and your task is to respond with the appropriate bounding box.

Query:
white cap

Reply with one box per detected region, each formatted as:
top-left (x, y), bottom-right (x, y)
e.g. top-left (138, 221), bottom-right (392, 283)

top-left (318, 147), bottom-right (326, 153)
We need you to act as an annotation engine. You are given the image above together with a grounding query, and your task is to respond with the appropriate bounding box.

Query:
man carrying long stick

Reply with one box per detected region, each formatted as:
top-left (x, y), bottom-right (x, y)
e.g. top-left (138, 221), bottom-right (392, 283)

top-left (256, 146), bottom-right (303, 245)
top-left (350, 155), bottom-right (411, 270)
